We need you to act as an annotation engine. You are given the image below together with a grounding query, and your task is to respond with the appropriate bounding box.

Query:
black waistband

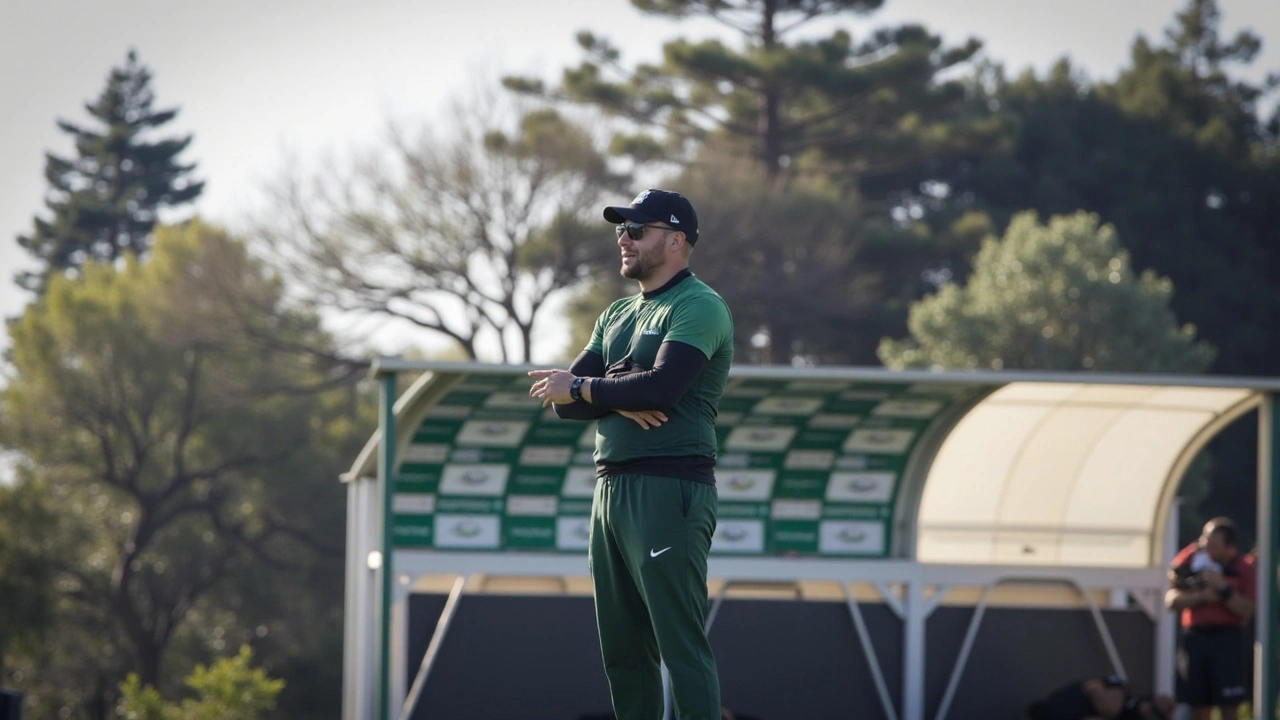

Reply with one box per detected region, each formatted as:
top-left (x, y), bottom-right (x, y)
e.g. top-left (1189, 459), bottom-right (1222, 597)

top-left (1184, 624), bottom-right (1242, 634)
top-left (597, 455), bottom-right (716, 485)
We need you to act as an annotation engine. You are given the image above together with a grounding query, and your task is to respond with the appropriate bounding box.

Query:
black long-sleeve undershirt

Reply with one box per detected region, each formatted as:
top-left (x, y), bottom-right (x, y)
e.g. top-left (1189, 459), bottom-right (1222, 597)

top-left (552, 342), bottom-right (708, 419)
top-left (592, 341), bottom-right (707, 410)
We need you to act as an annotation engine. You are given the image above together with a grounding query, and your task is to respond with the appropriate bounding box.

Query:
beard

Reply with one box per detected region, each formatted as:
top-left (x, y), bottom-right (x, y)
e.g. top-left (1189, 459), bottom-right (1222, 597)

top-left (620, 244), bottom-right (663, 281)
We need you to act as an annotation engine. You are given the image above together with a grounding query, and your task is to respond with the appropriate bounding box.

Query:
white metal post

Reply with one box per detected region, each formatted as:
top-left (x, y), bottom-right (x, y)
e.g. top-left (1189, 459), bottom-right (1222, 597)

top-left (1255, 395), bottom-right (1278, 720)
top-left (902, 570), bottom-right (926, 720)
top-left (344, 477), bottom-right (381, 720)
top-left (342, 480), bottom-right (361, 720)
top-left (1156, 500), bottom-right (1178, 697)
top-left (377, 372), bottom-right (398, 720)
top-left (390, 586), bottom-right (410, 718)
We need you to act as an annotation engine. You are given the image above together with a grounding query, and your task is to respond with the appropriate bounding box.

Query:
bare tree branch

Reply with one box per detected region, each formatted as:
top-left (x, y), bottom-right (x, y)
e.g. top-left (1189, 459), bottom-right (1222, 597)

top-left (252, 88), bottom-right (623, 362)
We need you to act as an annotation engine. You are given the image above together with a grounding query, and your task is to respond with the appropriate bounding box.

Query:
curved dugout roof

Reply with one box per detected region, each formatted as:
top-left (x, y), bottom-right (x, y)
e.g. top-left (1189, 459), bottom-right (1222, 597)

top-left (348, 361), bottom-right (1280, 568)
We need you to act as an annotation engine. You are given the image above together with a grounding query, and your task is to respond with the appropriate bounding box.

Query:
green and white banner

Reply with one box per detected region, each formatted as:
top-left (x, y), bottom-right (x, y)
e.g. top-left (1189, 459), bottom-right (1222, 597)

top-left (392, 372), bottom-right (969, 558)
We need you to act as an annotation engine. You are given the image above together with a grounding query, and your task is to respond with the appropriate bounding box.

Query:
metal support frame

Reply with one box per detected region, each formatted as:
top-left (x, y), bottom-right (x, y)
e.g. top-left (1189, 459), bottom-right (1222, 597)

top-left (346, 361), bottom-right (1280, 720)
top-left (902, 572), bottom-right (932, 720)
top-left (398, 576), bottom-right (466, 720)
top-left (874, 582), bottom-right (907, 619)
top-left (376, 372), bottom-right (397, 720)
top-left (931, 575), bottom-right (1129, 720)
top-left (344, 477), bottom-right (384, 720)
top-left (705, 580), bottom-right (802, 633)
top-left (388, 593), bottom-right (408, 717)
top-left (378, 553), bottom-right (1161, 720)
top-left (705, 580), bottom-right (904, 720)
top-left (1155, 501), bottom-right (1180, 698)
top-left (1256, 394), bottom-right (1279, 720)
top-left (843, 582), bottom-right (902, 720)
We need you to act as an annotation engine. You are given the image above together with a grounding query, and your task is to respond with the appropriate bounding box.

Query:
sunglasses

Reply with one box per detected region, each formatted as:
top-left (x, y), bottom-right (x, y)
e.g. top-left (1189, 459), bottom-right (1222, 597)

top-left (615, 222), bottom-right (674, 241)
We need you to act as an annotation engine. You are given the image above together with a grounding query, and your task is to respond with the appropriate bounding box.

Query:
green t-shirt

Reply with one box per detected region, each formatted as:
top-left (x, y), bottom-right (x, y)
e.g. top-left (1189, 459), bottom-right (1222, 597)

top-left (586, 273), bottom-right (734, 465)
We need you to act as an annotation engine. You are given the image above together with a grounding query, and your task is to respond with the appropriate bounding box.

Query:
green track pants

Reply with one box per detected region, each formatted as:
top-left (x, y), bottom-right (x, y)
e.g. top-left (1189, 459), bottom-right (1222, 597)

top-left (589, 473), bottom-right (720, 720)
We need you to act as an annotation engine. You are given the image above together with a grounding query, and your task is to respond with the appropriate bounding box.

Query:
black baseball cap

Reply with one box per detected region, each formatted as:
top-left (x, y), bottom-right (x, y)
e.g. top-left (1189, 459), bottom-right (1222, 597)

top-left (603, 189), bottom-right (699, 245)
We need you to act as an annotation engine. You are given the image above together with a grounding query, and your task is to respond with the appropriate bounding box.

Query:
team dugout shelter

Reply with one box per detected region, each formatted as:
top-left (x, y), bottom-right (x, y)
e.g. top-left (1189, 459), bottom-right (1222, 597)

top-left (341, 360), bottom-right (1280, 720)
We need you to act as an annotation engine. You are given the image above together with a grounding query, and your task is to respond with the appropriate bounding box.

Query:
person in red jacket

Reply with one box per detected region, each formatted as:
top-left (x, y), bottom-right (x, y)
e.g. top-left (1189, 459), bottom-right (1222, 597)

top-left (1165, 517), bottom-right (1256, 720)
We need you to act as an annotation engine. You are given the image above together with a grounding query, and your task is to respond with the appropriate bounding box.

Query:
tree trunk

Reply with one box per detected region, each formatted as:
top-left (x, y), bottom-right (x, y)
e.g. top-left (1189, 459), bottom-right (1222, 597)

top-left (519, 322), bottom-right (533, 365)
top-left (759, 0), bottom-right (783, 180)
top-left (112, 519), bottom-right (163, 688)
top-left (135, 640), bottom-right (163, 689)
top-left (90, 674), bottom-right (110, 720)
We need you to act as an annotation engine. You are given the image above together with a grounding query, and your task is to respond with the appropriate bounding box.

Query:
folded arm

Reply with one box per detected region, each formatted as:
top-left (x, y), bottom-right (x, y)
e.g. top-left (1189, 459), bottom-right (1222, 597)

top-left (583, 341), bottom-right (708, 411)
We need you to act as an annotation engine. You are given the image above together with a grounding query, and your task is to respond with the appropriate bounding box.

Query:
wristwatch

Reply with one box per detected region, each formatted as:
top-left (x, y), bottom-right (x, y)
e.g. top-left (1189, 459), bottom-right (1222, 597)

top-left (569, 377), bottom-right (585, 402)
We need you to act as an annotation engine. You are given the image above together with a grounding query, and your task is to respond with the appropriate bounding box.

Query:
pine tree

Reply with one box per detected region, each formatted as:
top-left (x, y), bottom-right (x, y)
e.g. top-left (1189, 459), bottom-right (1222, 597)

top-left (15, 49), bottom-right (203, 294)
top-left (505, 1), bottom-right (1011, 364)
top-left (504, 0), bottom-right (1002, 186)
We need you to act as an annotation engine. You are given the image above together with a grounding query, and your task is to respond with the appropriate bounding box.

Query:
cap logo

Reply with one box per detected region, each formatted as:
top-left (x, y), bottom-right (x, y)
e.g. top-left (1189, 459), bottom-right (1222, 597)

top-left (669, 214), bottom-right (680, 224)
top-left (632, 190), bottom-right (651, 204)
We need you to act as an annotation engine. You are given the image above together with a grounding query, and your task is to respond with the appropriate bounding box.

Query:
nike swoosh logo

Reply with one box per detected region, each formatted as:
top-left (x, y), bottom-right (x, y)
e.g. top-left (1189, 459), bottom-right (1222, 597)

top-left (649, 547), bottom-right (672, 558)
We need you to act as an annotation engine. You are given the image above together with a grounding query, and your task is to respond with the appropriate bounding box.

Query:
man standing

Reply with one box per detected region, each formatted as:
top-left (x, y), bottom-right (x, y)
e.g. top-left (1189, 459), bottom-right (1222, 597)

top-left (1165, 517), bottom-right (1256, 720)
top-left (529, 189), bottom-right (733, 720)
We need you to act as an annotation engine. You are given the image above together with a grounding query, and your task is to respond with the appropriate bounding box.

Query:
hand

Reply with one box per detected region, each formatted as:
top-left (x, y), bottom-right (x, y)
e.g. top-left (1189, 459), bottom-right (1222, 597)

top-left (617, 409), bottom-right (668, 429)
top-left (1200, 568), bottom-right (1224, 588)
top-left (528, 369), bottom-right (576, 407)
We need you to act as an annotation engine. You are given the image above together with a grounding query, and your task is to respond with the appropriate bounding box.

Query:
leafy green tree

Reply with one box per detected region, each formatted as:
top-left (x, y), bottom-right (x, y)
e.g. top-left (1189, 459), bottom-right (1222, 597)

top-left (956, 0), bottom-right (1279, 376)
top-left (1108, 0), bottom-right (1273, 149)
top-left (0, 220), bottom-right (362, 718)
top-left (0, 479), bottom-right (58, 675)
top-left (505, 0), bottom-right (1002, 185)
top-left (562, 141), bottom-right (987, 365)
top-left (255, 96), bottom-right (623, 363)
top-left (117, 645), bottom-right (284, 720)
top-left (15, 49), bottom-right (203, 294)
top-left (561, 143), bottom-right (920, 365)
top-left (878, 211), bottom-right (1215, 372)
top-left (672, 146), bottom-right (873, 364)
top-left (937, 0), bottom-right (1277, 542)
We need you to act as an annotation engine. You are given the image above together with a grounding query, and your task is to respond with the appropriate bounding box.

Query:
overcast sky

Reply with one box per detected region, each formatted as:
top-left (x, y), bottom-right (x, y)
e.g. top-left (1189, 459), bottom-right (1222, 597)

top-left (1, 0), bottom-right (1276, 359)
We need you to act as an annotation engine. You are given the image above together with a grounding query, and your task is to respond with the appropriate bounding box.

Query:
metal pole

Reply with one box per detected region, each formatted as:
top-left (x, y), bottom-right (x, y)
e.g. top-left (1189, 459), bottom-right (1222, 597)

top-left (399, 576), bottom-right (467, 720)
top-left (934, 576), bottom-right (1125, 720)
top-left (902, 574), bottom-right (926, 720)
top-left (843, 583), bottom-right (901, 720)
top-left (378, 371), bottom-right (398, 720)
top-left (1256, 394), bottom-right (1278, 720)
top-left (1155, 500), bottom-right (1179, 697)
